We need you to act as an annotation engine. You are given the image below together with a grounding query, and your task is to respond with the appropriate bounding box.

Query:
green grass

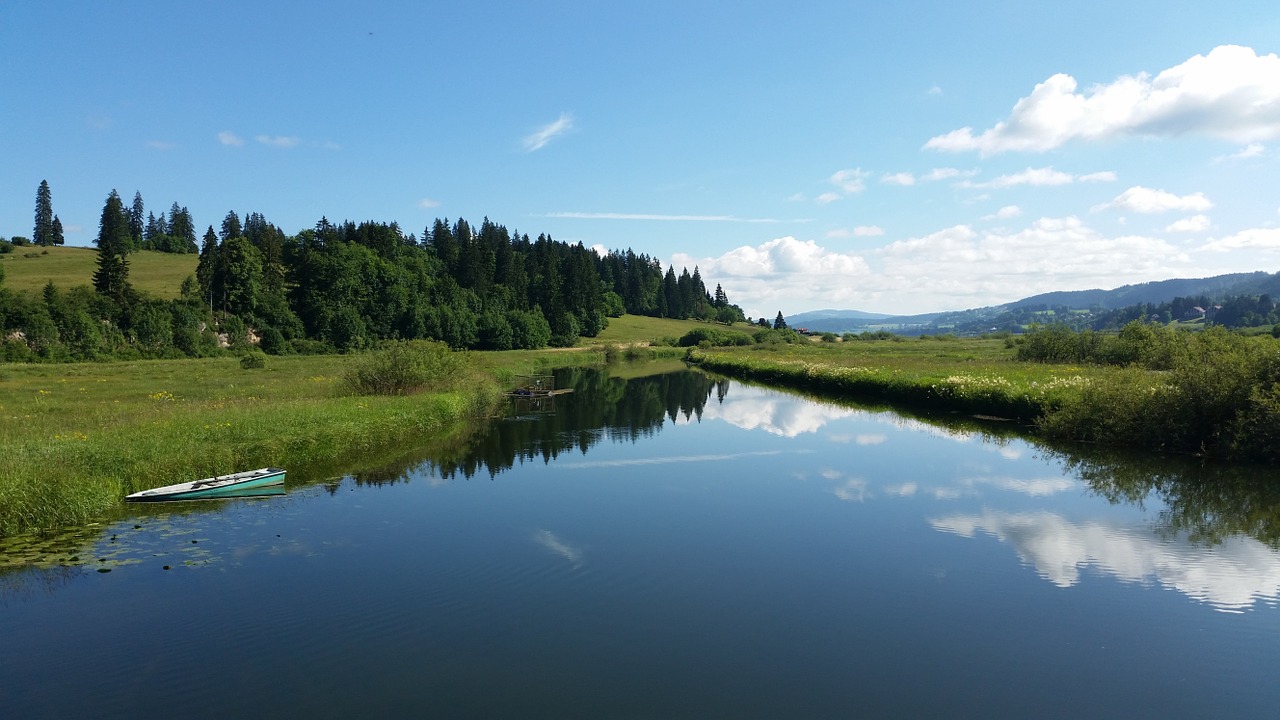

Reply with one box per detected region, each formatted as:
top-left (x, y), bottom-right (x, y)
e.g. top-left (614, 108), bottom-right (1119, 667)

top-left (0, 246), bottom-right (197, 299)
top-left (585, 314), bottom-right (755, 346)
top-left (0, 353), bottom-right (501, 536)
top-left (688, 338), bottom-right (1125, 423)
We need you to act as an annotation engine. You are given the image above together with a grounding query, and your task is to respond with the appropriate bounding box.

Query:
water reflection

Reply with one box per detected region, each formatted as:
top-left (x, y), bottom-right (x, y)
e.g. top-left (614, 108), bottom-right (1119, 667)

top-left (931, 509), bottom-right (1280, 612)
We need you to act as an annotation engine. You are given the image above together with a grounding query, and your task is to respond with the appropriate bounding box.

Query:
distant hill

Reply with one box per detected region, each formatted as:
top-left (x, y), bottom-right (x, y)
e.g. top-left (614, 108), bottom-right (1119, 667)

top-left (789, 271), bottom-right (1280, 335)
top-left (1007, 272), bottom-right (1275, 310)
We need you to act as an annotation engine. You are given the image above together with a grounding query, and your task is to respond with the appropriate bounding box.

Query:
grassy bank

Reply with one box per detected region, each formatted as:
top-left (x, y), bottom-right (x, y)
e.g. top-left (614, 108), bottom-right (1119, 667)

top-left (688, 340), bottom-right (1102, 423)
top-left (0, 353), bottom-right (494, 535)
top-left (689, 328), bottom-right (1280, 462)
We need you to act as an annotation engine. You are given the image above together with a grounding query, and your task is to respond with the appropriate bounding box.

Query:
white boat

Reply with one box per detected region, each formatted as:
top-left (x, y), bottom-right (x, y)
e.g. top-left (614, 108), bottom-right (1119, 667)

top-left (124, 467), bottom-right (286, 502)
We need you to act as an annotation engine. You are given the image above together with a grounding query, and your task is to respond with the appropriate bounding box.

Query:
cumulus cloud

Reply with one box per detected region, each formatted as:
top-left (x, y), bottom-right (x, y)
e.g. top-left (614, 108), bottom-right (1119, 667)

top-left (523, 112), bottom-right (573, 151)
top-left (983, 205), bottom-right (1023, 220)
top-left (923, 167), bottom-right (976, 182)
top-left (256, 134), bottom-right (300, 148)
top-left (1095, 186), bottom-right (1213, 213)
top-left (925, 45), bottom-right (1280, 155)
top-left (217, 131), bottom-right (244, 147)
top-left (882, 172), bottom-right (916, 186)
top-left (417, 198), bottom-right (440, 209)
top-left (1166, 214), bottom-right (1210, 233)
top-left (679, 217), bottom-right (1222, 317)
top-left (1078, 171), bottom-right (1117, 182)
top-left (815, 192), bottom-right (843, 205)
top-left (1201, 227), bottom-right (1280, 251)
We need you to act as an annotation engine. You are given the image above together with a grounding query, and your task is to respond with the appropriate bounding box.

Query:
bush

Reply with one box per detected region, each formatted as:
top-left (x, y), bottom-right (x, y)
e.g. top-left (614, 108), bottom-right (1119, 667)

top-left (240, 350), bottom-right (267, 369)
top-left (340, 340), bottom-right (466, 396)
top-left (677, 327), bottom-right (751, 347)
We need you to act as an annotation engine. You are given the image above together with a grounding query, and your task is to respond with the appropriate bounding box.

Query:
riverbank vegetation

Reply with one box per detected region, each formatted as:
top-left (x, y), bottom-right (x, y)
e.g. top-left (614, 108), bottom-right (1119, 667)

top-left (689, 322), bottom-right (1280, 464)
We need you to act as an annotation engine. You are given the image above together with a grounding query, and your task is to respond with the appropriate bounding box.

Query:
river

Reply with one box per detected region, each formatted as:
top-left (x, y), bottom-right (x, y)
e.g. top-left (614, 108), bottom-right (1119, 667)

top-left (2, 366), bottom-right (1278, 718)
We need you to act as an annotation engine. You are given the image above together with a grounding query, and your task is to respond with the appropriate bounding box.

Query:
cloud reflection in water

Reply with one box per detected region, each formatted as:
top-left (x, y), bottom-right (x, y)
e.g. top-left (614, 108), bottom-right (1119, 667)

top-left (931, 509), bottom-right (1280, 612)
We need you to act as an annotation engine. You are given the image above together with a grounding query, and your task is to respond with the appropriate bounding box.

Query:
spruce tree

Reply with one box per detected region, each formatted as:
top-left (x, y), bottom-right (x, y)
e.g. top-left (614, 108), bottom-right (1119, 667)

top-left (773, 312), bottom-right (787, 330)
top-left (51, 215), bottom-right (64, 246)
top-left (92, 190), bottom-right (133, 304)
top-left (34, 180), bottom-right (54, 246)
top-left (129, 192), bottom-right (145, 246)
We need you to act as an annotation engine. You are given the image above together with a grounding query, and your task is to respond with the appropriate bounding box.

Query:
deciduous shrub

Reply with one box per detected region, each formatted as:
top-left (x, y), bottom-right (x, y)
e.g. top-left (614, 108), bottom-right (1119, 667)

top-left (340, 340), bottom-right (466, 396)
top-left (240, 350), bottom-right (267, 369)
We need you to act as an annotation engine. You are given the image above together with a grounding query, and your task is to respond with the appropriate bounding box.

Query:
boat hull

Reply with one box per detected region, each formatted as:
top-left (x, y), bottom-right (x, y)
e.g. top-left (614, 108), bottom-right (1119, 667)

top-left (125, 467), bottom-right (287, 502)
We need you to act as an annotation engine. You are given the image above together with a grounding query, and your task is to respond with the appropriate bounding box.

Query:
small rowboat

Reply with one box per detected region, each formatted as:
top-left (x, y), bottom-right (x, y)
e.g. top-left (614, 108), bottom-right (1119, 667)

top-left (125, 467), bottom-right (287, 502)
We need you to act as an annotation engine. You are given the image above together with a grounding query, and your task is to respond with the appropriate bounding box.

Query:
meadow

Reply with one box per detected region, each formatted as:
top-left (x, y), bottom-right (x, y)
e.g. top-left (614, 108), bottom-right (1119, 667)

top-left (0, 246), bottom-right (197, 299)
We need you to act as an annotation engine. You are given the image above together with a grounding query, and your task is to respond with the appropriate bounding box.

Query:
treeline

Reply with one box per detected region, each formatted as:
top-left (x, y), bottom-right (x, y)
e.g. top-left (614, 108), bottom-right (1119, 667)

top-left (0, 188), bottom-right (747, 361)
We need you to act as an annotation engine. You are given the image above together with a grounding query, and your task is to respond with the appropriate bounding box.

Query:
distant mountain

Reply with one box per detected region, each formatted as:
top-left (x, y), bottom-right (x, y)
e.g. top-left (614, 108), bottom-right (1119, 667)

top-left (787, 271), bottom-right (1280, 335)
top-left (1006, 272), bottom-right (1275, 310)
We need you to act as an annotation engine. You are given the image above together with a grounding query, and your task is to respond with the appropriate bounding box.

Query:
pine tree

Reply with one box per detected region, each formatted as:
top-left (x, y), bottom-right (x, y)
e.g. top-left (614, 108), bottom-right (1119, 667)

top-left (773, 311), bottom-right (787, 330)
top-left (220, 210), bottom-right (242, 242)
top-left (34, 180), bottom-right (54, 246)
top-left (92, 190), bottom-right (133, 304)
top-left (129, 192), bottom-right (145, 245)
top-left (51, 215), bottom-right (64, 246)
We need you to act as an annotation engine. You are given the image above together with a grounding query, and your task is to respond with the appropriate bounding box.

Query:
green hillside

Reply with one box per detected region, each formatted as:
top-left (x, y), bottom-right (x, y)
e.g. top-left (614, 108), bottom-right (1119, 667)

top-left (0, 246), bottom-right (197, 299)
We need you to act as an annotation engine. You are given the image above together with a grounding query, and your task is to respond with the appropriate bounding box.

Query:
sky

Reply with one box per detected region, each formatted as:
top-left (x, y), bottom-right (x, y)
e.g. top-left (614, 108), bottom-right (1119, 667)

top-left (4, 1), bottom-right (1280, 318)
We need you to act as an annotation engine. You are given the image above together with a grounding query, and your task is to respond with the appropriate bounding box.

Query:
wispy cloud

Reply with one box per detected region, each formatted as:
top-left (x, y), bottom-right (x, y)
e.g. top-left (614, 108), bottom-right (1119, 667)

top-left (882, 172), bottom-right (916, 186)
top-left (830, 168), bottom-right (870, 194)
top-left (145, 140), bottom-right (177, 150)
top-left (925, 45), bottom-right (1280, 155)
top-left (256, 134), bottom-right (300, 148)
top-left (523, 112), bottom-right (574, 152)
top-left (1216, 142), bottom-right (1266, 161)
top-left (964, 166), bottom-right (1111, 189)
top-left (217, 131), bottom-right (244, 147)
top-left (417, 198), bottom-right (441, 209)
top-left (545, 211), bottom-right (798, 223)
top-left (826, 226), bottom-right (885, 239)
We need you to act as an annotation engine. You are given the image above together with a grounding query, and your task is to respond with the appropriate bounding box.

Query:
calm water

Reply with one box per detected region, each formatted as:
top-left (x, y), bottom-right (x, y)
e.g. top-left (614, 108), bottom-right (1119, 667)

top-left (2, 366), bottom-right (1279, 718)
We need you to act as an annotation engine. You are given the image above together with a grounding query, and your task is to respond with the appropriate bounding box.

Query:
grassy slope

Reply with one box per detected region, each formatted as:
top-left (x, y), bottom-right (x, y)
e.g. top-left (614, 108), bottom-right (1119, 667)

top-left (0, 246), bottom-right (197, 299)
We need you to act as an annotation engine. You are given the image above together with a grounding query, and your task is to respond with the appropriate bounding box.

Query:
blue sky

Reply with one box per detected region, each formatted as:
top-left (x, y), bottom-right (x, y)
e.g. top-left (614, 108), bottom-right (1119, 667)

top-left (4, 1), bottom-right (1280, 317)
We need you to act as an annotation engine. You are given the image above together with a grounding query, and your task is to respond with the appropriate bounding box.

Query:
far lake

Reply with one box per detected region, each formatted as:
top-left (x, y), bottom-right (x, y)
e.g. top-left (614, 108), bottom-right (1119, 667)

top-left (2, 365), bottom-right (1279, 718)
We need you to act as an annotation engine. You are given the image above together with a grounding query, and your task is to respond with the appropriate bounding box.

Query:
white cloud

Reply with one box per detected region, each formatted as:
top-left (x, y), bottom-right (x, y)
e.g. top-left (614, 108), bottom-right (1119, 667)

top-left (882, 172), bottom-right (916, 186)
top-left (256, 134), bottom-right (300, 148)
top-left (856, 434), bottom-right (887, 446)
top-left (966, 167), bottom-right (1075, 188)
top-left (1217, 142), bottom-right (1266, 161)
top-left (815, 192), bottom-right (842, 205)
top-left (145, 140), bottom-right (176, 150)
top-left (983, 205), bottom-right (1023, 220)
top-left (1201, 227), bottom-right (1280, 251)
top-left (826, 226), bottom-right (885, 239)
top-left (1078, 171), bottom-right (1117, 182)
top-left (417, 198), bottom-right (440, 209)
top-left (1095, 186), bottom-right (1213, 213)
top-left (217, 131), bottom-right (244, 147)
top-left (1166, 214), bottom-right (1211, 233)
top-left (523, 112), bottom-right (573, 152)
top-left (546, 211), bottom-right (787, 223)
top-left (925, 45), bottom-right (1280, 155)
top-left (829, 168), bottom-right (870, 194)
top-left (927, 85), bottom-right (943, 96)
top-left (680, 217), bottom-right (1230, 317)
top-left (923, 167), bottom-right (976, 182)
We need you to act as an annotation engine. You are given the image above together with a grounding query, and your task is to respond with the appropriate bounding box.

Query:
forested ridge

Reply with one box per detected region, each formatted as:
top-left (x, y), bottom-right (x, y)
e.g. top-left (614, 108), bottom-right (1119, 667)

top-left (0, 185), bottom-right (747, 361)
